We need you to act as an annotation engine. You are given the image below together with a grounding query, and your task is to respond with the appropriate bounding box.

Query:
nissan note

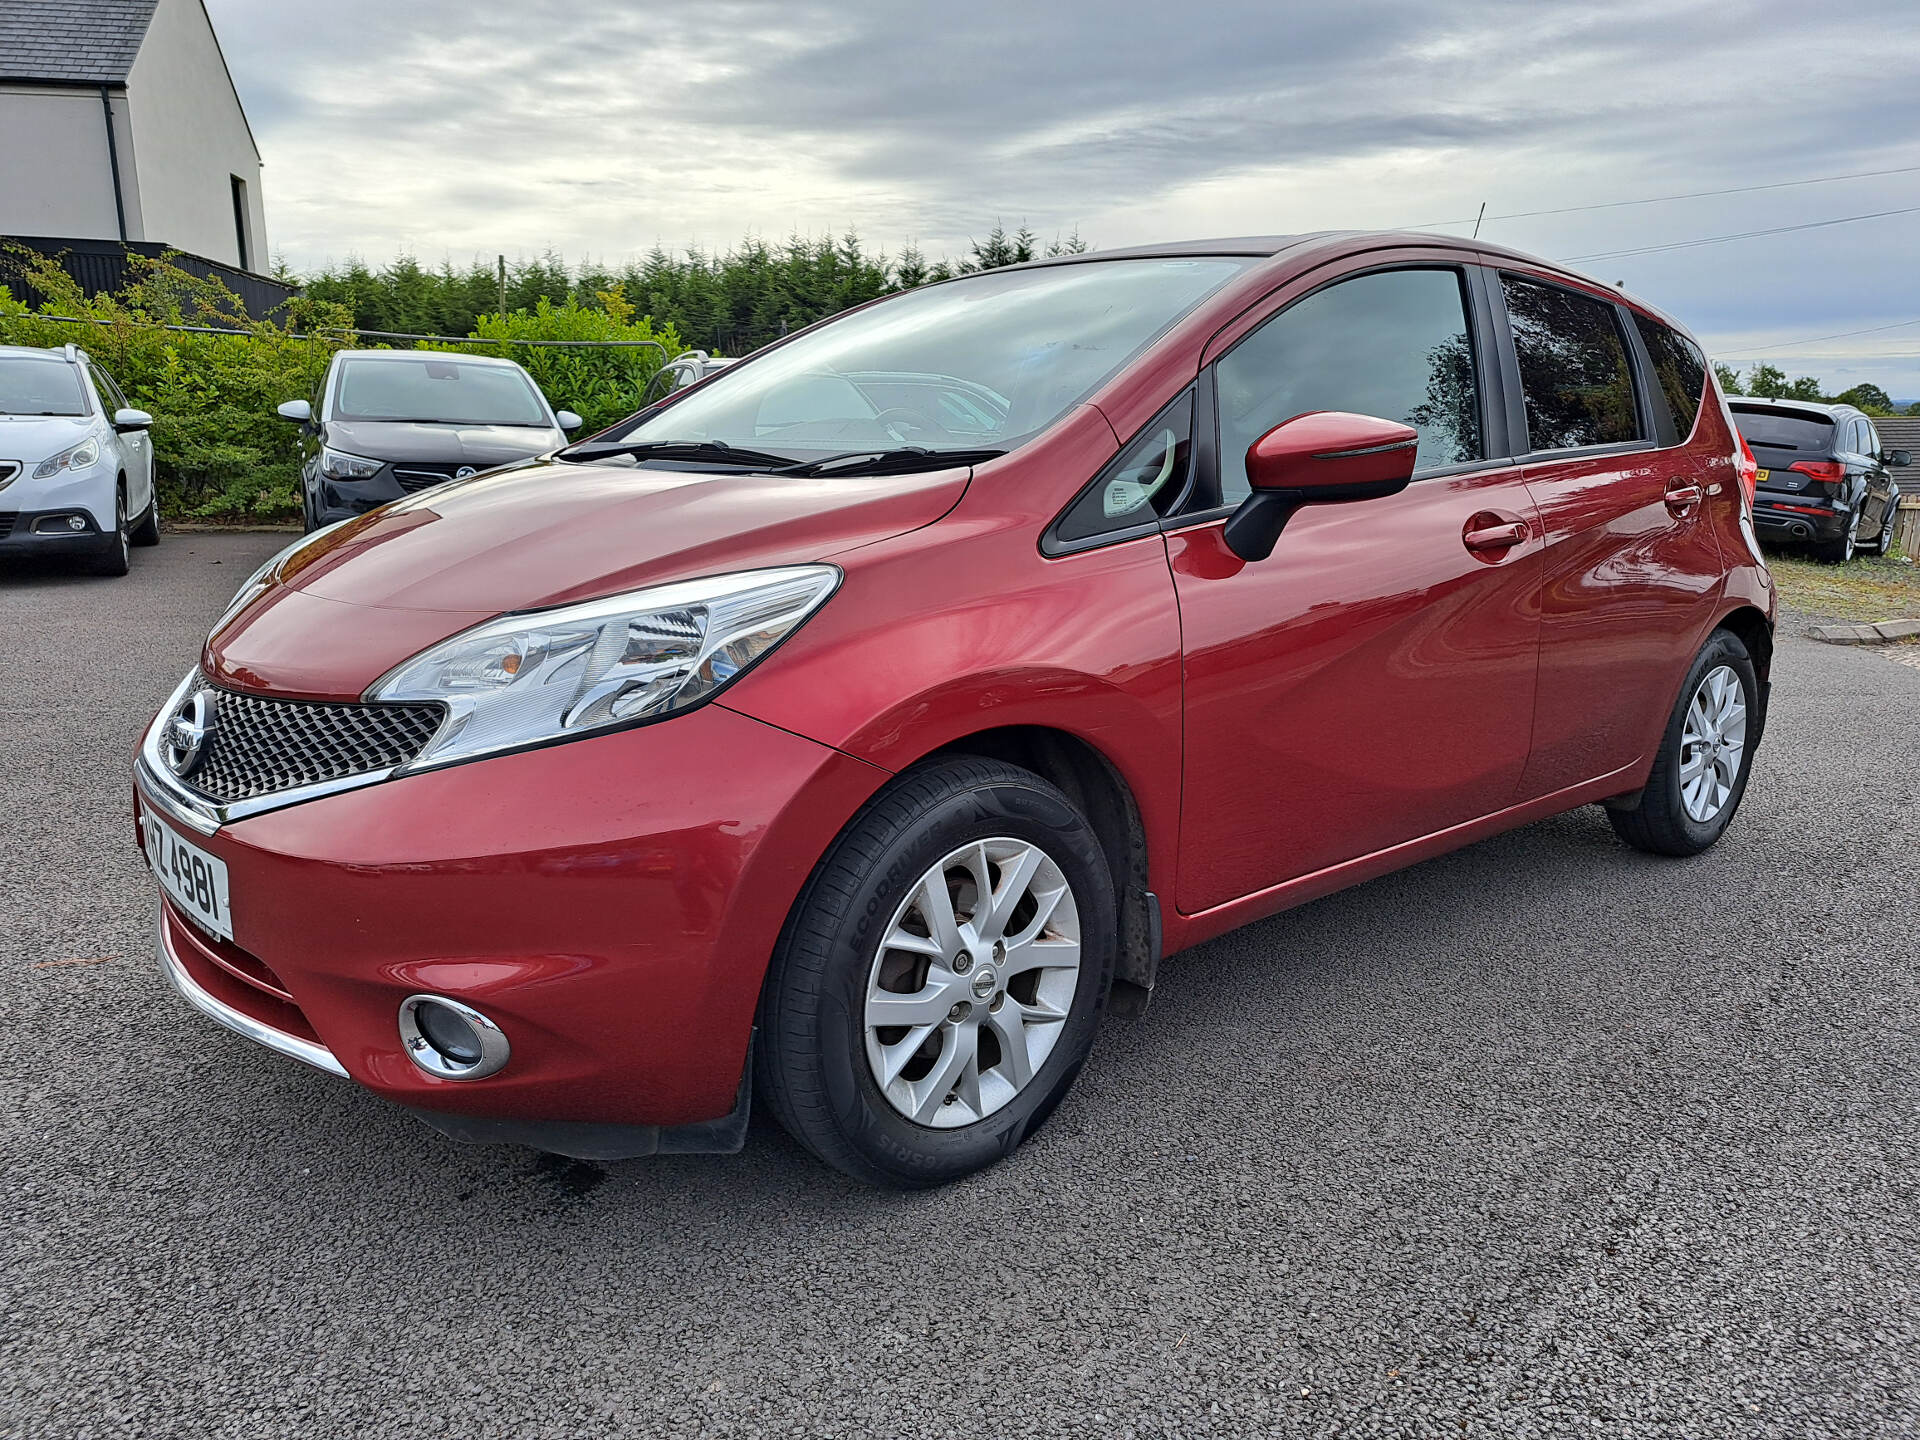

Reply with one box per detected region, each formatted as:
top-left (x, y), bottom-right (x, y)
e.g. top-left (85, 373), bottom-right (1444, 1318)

top-left (134, 232), bottom-right (1774, 1187)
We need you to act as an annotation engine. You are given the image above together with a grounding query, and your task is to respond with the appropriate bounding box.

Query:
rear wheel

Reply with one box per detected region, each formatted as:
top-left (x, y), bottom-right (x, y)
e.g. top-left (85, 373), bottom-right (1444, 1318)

top-left (1606, 629), bottom-right (1758, 856)
top-left (1815, 508), bottom-right (1858, 563)
top-left (758, 757), bottom-right (1115, 1188)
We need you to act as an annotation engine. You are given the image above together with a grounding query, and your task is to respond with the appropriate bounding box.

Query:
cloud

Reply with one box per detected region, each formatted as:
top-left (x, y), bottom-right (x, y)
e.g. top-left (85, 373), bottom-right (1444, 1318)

top-left (205, 0), bottom-right (1920, 394)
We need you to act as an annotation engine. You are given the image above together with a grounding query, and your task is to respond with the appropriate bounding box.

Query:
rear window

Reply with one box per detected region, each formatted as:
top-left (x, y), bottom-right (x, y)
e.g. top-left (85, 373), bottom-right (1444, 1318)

top-left (1502, 276), bottom-right (1641, 451)
top-left (1632, 314), bottom-right (1707, 442)
top-left (1730, 407), bottom-right (1834, 456)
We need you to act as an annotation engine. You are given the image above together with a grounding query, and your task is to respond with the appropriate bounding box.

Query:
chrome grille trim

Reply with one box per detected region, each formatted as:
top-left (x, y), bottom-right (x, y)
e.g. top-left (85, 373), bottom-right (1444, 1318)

top-left (180, 673), bottom-right (444, 804)
top-left (392, 464), bottom-right (462, 493)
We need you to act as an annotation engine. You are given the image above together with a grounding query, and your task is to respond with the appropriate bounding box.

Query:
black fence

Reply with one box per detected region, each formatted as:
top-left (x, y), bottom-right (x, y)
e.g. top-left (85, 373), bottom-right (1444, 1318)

top-left (0, 235), bottom-right (299, 319)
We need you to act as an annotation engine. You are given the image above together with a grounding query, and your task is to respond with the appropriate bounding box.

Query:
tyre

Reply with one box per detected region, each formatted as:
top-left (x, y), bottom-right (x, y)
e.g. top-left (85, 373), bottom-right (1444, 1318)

top-left (1874, 506), bottom-right (1897, 556)
top-left (130, 490), bottom-right (161, 547)
top-left (758, 756), bottom-right (1116, 1188)
top-left (1814, 508), bottom-right (1858, 563)
top-left (1607, 628), bottom-right (1758, 857)
top-left (88, 487), bottom-right (131, 577)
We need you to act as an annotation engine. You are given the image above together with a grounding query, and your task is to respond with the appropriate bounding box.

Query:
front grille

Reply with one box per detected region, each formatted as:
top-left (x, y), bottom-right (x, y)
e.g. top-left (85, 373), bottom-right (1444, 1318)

top-left (0, 460), bottom-right (19, 488)
top-left (178, 676), bottom-right (444, 804)
top-left (392, 463), bottom-right (464, 493)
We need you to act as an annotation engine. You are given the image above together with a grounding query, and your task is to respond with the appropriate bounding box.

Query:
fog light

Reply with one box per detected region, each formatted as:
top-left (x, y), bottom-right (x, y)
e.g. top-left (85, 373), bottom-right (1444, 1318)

top-left (398, 994), bottom-right (509, 1080)
top-left (68, 515), bottom-right (87, 531)
top-left (33, 514), bottom-right (88, 534)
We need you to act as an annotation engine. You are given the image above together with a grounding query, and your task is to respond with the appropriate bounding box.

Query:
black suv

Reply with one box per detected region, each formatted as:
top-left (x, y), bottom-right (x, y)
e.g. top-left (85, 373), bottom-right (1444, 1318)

top-left (278, 351), bottom-right (581, 532)
top-left (1731, 398), bottom-right (1906, 562)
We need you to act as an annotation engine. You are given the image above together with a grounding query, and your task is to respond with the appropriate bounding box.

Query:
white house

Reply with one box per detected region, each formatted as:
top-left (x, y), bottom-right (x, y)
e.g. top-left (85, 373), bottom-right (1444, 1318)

top-left (0, 0), bottom-right (268, 273)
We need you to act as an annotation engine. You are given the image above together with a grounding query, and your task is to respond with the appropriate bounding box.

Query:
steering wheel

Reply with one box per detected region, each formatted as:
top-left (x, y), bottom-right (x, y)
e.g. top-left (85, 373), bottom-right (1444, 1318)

top-left (873, 405), bottom-right (952, 443)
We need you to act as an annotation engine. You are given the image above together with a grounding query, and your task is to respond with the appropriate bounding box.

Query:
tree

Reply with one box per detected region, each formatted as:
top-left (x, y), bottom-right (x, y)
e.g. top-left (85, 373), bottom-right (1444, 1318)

top-left (1832, 382), bottom-right (1894, 414)
top-left (1745, 364), bottom-right (1789, 399)
top-left (1782, 375), bottom-right (1826, 402)
top-left (1713, 362), bottom-right (1743, 395)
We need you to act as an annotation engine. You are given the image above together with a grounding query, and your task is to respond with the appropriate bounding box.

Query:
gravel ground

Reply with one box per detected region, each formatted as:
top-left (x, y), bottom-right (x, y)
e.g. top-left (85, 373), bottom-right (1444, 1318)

top-left (3, 534), bottom-right (1916, 1439)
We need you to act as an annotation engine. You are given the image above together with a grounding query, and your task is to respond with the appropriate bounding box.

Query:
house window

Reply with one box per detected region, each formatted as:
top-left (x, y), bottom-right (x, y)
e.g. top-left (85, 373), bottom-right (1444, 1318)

top-left (230, 175), bottom-right (251, 271)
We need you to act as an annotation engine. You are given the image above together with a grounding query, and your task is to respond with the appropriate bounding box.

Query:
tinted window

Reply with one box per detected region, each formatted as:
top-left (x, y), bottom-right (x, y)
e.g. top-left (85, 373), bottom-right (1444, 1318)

top-left (1216, 268), bottom-right (1482, 504)
top-left (1631, 314), bottom-right (1706, 442)
top-left (1056, 391), bottom-right (1193, 543)
top-left (614, 257), bottom-right (1250, 461)
top-left (86, 363), bottom-right (126, 413)
top-left (333, 357), bottom-right (550, 426)
top-left (1502, 276), bottom-right (1641, 451)
top-left (1864, 420), bottom-right (1882, 458)
top-left (0, 357), bottom-right (90, 417)
top-left (1730, 407), bottom-right (1835, 458)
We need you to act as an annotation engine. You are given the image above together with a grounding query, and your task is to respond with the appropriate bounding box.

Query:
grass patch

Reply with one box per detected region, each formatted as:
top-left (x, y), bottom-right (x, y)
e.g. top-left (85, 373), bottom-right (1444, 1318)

top-left (1767, 551), bottom-right (1920, 622)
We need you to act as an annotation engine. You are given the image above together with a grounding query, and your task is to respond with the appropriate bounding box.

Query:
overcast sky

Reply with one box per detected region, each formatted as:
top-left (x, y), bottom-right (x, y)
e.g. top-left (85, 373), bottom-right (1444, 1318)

top-left (206, 0), bottom-right (1920, 397)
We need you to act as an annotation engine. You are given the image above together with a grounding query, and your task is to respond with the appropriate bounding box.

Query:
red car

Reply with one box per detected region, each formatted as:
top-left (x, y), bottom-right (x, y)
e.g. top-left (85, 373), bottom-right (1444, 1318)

top-left (135, 233), bottom-right (1774, 1187)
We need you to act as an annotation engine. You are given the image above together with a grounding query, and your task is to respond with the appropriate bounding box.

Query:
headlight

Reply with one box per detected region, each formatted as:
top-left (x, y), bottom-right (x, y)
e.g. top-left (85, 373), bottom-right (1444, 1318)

top-left (33, 436), bottom-right (102, 479)
top-left (369, 565), bottom-right (840, 769)
top-left (322, 447), bottom-right (383, 481)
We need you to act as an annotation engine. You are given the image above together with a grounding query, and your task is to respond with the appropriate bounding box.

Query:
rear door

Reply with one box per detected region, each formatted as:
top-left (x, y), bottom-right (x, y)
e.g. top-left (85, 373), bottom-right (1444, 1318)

top-left (1856, 417), bottom-right (1897, 539)
top-left (1495, 273), bottom-right (1724, 800)
top-left (1169, 258), bottom-right (1543, 914)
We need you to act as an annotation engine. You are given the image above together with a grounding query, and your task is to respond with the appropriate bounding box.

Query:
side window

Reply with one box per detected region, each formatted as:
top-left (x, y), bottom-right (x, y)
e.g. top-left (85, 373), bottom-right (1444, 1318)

top-left (1215, 268), bottom-right (1483, 505)
top-left (1864, 420), bottom-right (1882, 459)
top-left (1502, 276), bottom-right (1643, 452)
top-left (82, 364), bottom-right (114, 416)
top-left (1631, 313), bottom-right (1706, 443)
top-left (1055, 391), bottom-right (1192, 544)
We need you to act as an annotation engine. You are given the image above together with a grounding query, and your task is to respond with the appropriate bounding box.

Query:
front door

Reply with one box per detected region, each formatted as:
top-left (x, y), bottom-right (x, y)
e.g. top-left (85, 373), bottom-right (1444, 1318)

top-left (1171, 262), bottom-right (1543, 915)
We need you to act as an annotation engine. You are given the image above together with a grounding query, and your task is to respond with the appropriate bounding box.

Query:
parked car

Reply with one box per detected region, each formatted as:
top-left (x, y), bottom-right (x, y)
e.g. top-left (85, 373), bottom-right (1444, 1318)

top-left (278, 350), bottom-right (582, 532)
top-left (136, 233), bottom-right (1773, 1188)
top-left (1730, 397), bottom-right (1905, 562)
top-left (640, 348), bottom-right (737, 406)
top-left (0, 343), bottom-right (157, 575)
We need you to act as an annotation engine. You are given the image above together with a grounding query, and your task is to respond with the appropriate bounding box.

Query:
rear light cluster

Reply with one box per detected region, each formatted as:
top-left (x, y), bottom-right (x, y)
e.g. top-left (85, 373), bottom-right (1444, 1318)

top-left (1789, 460), bottom-right (1845, 484)
top-left (1736, 438), bottom-right (1759, 510)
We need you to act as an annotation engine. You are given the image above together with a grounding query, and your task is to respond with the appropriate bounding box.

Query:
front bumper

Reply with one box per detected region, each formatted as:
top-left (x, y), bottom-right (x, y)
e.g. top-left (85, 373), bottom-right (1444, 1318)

top-left (0, 507), bottom-right (117, 557)
top-left (136, 702), bottom-right (887, 1138)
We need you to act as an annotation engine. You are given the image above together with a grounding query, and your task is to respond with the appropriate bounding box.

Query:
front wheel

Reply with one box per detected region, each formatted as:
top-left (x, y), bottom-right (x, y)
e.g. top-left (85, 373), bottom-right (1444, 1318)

top-left (88, 487), bottom-right (131, 577)
top-left (130, 489), bottom-right (161, 546)
top-left (1607, 629), bottom-right (1759, 856)
top-left (758, 757), bottom-right (1116, 1188)
top-left (1874, 505), bottom-right (1897, 556)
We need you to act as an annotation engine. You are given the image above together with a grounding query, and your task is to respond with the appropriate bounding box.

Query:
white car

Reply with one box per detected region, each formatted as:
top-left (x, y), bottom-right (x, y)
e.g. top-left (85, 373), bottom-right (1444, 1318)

top-left (0, 343), bottom-right (158, 575)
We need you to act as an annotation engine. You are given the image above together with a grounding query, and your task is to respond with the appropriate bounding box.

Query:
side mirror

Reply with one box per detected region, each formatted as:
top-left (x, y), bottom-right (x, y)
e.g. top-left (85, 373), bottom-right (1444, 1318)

top-left (276, 399), bottom-right (312, 423)
top-left (1889, 449), bottom-right (1911, 468)
top-left (1222, 411), bottom-right (1419, 562)
top-left (554, 410), bottom-right (583, 432)
top-left (112, 407), bottom-right (152, 432)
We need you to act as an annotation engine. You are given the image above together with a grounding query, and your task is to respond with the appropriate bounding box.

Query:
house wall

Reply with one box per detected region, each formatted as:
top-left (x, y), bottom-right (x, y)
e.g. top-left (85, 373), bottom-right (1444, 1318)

top-left (0, 84), bottom-right (145, 242)
top-left (124, 0), bottom-right (266, 271)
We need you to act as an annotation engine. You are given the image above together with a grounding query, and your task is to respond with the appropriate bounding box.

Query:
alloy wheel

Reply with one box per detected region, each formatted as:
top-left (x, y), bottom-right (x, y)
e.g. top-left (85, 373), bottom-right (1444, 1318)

top-left (1678, 664), bottom-right (1747, 823)
top-left (863, 837), bottom-right (1081, 1129)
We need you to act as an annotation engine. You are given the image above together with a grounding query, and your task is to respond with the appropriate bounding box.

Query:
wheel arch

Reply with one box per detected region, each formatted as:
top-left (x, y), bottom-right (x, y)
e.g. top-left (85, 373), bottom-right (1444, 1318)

top-left (919, 724), bottom-right (1161, 1005)
top-left (1714, 603), bottom-right (1774, 743)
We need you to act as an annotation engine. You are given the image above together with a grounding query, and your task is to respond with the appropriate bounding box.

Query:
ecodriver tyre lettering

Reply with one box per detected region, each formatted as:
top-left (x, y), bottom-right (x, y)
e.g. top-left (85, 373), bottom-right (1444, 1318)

top-left (1606, 628), bottom-right (1759, 857)
top-left (757, 757), bottom-right (1116, 1188)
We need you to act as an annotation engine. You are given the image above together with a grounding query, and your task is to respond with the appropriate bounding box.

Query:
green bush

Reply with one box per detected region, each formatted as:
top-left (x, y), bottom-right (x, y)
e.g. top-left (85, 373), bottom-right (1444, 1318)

top-left (425, 288), bottom-right (680, 435)
top-left (0, 249), bottom-right (679, 521)
top-left (0, 248), bottom-right (349, 521)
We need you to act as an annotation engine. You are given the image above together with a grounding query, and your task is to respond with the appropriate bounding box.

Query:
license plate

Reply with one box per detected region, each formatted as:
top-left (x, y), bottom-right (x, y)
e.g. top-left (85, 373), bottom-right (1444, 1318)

top-left (144, 813), bottom-right (233, 941)
top-left (1754, 468), bottom-right (1769, 485)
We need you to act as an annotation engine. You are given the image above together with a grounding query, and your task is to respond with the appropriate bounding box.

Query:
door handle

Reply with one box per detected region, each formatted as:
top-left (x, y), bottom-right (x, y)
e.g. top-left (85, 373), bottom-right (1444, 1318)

top-left (1664, 483), bottom-right (1703, 515)
top-left (1463, 519), bottom-right (1527, 552)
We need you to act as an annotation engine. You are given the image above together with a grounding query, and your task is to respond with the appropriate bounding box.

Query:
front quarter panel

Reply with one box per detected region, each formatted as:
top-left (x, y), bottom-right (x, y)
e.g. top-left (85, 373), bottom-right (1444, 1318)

top-left (719, 406), bottom-right (1186, 902)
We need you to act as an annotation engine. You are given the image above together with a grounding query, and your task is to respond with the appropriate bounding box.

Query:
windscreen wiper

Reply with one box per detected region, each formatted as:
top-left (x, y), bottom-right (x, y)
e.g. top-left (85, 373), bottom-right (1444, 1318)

top-left (559, 439), bottom-right (801, 469)
top-left (774, 447), bottom-right (1006, 478)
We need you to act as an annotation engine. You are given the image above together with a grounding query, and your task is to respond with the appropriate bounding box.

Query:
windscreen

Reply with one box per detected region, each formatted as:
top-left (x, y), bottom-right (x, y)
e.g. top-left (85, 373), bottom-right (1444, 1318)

top-left (0, 357), bottom-right (90, 417)
top-left (1731, 407), bottom-right (1834, 458)
top-left (334, 357), bottom-right (549, 426)
top-left (610, 257), bottom-right (1250, 458)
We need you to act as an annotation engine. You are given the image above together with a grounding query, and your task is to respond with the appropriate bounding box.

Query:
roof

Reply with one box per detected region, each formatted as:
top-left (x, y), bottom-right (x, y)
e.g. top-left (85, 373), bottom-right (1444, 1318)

top-left (1728, 396), bottom-right (1856, 419)
top-left (0, 0), bottom-right (160, 85)
top-left (335, 350), bottom-right (524, 368)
